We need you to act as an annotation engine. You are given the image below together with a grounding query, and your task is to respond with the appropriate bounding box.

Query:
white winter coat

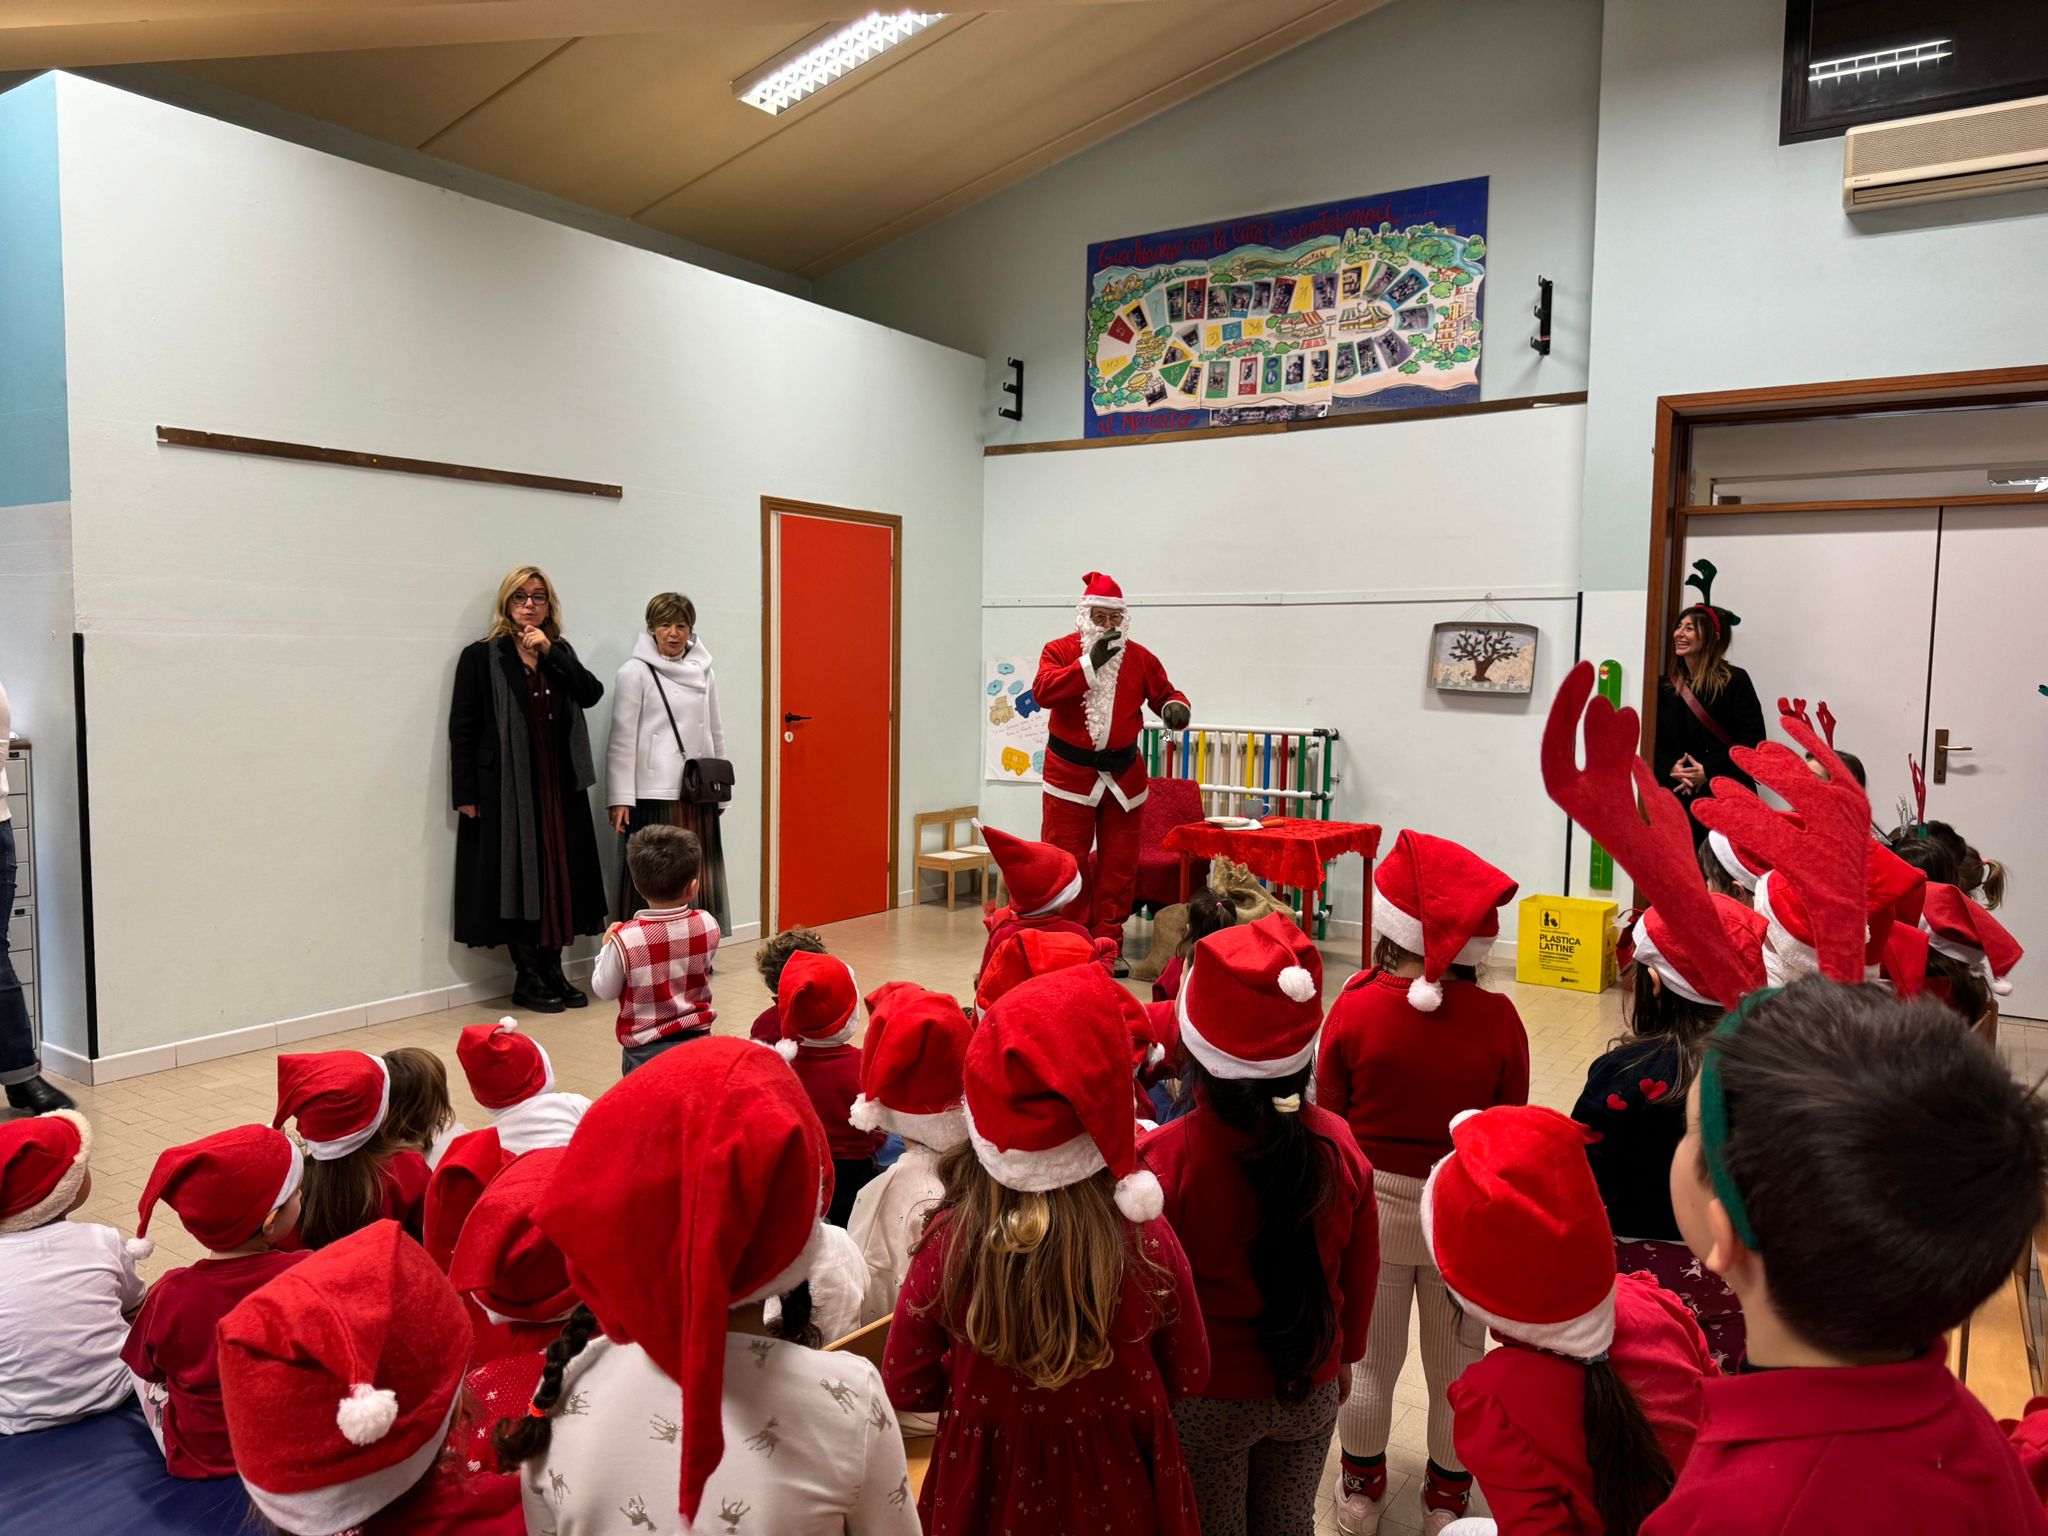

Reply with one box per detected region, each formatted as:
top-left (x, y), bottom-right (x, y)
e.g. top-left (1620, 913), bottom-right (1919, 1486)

top-left (606, 634), bottom-right (727, 807)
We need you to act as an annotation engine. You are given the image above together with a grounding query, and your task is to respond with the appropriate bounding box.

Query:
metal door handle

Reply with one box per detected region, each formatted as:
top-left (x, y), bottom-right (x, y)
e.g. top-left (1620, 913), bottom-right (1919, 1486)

top-left (1933, 728), bottom-right (1973, 784)
top-left (784, 712), bottom-right (812, 725)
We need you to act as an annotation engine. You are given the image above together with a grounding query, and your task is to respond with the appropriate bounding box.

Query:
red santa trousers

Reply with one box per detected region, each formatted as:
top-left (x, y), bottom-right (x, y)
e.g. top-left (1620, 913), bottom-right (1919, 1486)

top-left (1040, 790), bottom-right (1142, 946)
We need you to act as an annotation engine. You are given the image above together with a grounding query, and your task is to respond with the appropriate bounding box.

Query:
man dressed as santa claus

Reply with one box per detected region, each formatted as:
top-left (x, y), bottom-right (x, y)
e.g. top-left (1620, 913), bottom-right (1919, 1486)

top-left (1033, 572), bottom-right (1191, 973)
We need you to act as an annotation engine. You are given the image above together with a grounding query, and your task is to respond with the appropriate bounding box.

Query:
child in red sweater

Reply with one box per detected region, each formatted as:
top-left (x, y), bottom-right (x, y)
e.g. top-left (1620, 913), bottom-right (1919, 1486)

top-left (974, 821), bottom-right (1092, 994)
top-left (749, 925), bottom-right (827, 1043)
top-left (1318, 830), bottom-right (1526, 1535)
top-left (885, 963), bottom-right (1210, 1536)
top-left (775, 950), bottom-right (883, 1225)
top-left (122, 1126), bottom-right (309, 1478)
top-left (1644, 979), bottom-right (2048, 1536)
top-left (1139, 913), bottom-right (1377, 1536)
top-left (1152, 886), bottom-right (1237, 1003)
top-left (1435, 1105), bottom-right (1714, 1536)
top-left (273, 1050), bottom-right (430, 1249)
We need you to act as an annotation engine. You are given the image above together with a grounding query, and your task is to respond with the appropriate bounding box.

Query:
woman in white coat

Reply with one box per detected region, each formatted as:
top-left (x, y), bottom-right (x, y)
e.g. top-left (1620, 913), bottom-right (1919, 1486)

top-left (605, 592), bottom-right (730, 930)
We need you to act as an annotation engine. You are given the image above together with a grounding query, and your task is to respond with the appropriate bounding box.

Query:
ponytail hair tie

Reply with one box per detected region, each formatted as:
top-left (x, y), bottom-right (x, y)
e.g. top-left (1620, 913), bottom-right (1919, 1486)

top-left (527, 1399), bottom-right (548, 1419)
top-left (1269, 1093), bottom-right (1302, 1114)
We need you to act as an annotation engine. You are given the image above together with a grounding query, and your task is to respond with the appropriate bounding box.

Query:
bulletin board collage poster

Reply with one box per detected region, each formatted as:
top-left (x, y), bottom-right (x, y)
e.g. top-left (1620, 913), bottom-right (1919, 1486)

top-left (1084, 177), bottom-right (1488, 439)
top-left (984, 657), bottom-right (1048, 784)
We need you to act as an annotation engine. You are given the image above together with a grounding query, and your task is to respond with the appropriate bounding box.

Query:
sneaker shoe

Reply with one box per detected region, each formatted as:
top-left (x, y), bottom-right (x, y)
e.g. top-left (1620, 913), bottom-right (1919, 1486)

top-left (1420, 1511), bottom-right (1464, 1536)
top-left (1332, 1470), bottom-right (1385, 1536)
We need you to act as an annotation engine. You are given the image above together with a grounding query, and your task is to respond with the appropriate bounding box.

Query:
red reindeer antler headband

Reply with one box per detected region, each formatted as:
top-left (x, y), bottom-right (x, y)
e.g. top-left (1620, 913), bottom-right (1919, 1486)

top-left (1776, 697), bottom-right (1838, 750)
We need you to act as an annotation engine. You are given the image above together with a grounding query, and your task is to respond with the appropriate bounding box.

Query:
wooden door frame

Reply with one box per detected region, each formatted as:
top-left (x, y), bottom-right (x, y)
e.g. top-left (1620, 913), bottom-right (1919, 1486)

top-left (1641, 363), bottom-right (2048, 739)
top-left (759, 497), bottom-right (904, 937)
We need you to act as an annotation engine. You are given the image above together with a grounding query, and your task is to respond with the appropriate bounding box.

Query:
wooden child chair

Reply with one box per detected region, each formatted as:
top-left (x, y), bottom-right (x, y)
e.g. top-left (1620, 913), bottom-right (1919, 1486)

top-left (912, 806), bottom-right (995, 910)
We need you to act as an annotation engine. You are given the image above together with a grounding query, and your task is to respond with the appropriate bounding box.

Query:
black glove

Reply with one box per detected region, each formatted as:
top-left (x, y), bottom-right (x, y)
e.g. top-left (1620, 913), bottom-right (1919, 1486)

top-left (1088, 631), bottom-right (1122, 671)
top-left (1161, 701), bottom-right (1190, 732)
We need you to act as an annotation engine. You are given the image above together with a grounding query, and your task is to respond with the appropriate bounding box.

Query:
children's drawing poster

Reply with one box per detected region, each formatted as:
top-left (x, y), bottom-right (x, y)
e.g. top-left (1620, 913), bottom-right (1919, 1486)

top-left (984, 658), bottom-right (1047, 784)
top-left (1084, 178), bottom-right (1487, 439)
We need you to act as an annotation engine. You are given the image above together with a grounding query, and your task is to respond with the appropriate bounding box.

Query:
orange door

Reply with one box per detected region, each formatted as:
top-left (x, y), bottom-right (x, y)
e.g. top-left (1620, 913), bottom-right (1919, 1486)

top-left (775, 511), bottom-right (896, 930)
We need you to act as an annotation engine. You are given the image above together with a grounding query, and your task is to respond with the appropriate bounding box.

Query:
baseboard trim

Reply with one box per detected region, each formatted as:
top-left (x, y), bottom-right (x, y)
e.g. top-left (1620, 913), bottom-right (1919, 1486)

top-left (40, 1041), bottom-right (96, 1089)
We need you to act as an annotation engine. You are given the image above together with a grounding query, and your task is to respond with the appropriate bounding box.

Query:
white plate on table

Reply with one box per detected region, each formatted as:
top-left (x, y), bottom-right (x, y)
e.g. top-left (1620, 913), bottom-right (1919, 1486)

top-left (1203, 815), bottom-right (1263, 830)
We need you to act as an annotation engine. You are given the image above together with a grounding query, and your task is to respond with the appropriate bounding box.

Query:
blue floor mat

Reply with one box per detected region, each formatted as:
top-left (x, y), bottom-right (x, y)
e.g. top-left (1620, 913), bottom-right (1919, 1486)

top-left (0, 1403), bottom-right (251, 1534)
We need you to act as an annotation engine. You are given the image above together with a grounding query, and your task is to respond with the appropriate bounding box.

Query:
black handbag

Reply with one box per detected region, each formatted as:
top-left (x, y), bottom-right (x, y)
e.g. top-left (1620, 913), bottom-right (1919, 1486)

top-left (643, 659), bottom-right (734, 807)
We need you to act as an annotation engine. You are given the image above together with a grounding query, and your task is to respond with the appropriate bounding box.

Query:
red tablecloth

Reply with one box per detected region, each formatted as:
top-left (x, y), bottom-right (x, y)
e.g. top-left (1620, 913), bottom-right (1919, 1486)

top-left (1161, 817), bottom-right (1382, 890)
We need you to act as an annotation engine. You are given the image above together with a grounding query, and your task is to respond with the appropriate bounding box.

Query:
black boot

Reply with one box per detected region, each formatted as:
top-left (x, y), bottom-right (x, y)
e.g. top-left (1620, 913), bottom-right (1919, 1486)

top-left (508, 943), bottom-right (566, 1014)
top-left (5, 1075), bottom-right (76, 1113)
top-left (538, 948), bottom-right (587, 1010)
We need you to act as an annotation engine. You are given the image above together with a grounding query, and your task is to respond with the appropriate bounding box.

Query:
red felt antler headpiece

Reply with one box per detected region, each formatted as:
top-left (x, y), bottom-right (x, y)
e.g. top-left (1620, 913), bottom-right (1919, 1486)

top-left (1541, 662), bottom-right (1754, 1009)
top-left (1908, 754), bottom-right (1928, 829)
top-left (1777, 696), bottom-right (1810, 733)
top-left (1692, 718), bottom-right (1872, 984)
top-left (1815, 701), bottom-right (1837, 750)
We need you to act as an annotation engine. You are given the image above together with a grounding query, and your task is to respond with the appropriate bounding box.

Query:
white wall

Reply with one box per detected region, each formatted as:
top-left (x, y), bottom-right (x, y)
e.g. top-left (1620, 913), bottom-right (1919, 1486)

top-left (51, 74), bottom-right (986, 1059)
top-left (980, 405), bottom-right (1587, 929)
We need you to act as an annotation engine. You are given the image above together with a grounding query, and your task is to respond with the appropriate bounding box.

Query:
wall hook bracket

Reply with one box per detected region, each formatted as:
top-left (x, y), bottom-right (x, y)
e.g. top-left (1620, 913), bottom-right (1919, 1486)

top-left (1529, 277), bottom-right (1553, 356)
top-left (998, 356), bottom-right (1025, 421)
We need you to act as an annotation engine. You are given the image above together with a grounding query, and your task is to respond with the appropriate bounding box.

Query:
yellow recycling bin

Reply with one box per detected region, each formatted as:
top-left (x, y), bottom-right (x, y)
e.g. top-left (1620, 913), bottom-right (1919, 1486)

top-left (1514, 894), bottom-right (1617, 994)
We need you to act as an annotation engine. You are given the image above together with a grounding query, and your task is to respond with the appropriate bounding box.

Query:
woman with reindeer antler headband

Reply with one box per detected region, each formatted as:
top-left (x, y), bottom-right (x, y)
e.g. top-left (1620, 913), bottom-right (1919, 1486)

top-left (1654, 560), bottom-right (1768, 845)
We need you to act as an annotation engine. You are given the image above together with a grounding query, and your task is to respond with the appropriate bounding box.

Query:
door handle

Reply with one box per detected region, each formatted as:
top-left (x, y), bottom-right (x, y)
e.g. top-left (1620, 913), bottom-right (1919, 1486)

top-left (1933, 727), bottom-right (1973, 784)
top-left (784, 712), bottom-right (812, 725)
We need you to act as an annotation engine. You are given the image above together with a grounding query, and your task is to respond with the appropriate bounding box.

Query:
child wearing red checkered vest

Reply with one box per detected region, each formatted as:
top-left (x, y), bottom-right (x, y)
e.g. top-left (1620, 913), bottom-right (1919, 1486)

top-left (974, 822), bottom-right (1092, 988)
top-left (274, 1050), bottom-right (431, 1250)
top-left (593, 823), bottom-right (719, 1075)
top-left (1317, 830), bottom-right (1528, 1535)
top-left (884, 964), bottom-right (1211, 1536)
top-left (1641, 979), bottom-right (2048, 1536)
top-left (1434, 1105), bottom-right (1715, 1536)
top-left (121, 1126), bottom-right (309, 1476)
top-left (774, 951), bottom-right (884, 1225)
top-left (1138, 912), bottom-right (1380, 1536)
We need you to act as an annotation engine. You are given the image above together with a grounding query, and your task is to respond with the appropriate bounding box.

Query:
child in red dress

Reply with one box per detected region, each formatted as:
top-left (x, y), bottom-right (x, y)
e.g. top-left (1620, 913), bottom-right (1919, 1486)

top-left (380, 1045), bottom-right (463, 1167)
top-left (218, 1220), bottom-right (523, 1535)
top-left (1317, 830), bottom-right (1527, 1534)
top-left (884, 963), bottom-right (1211, 1536)
top-left (273, 1050), bottom-right (430, 1249)
top-left (1436, 1105), bottom-right (1715, 1536)
top-left (1644, 980), bottom-right (2048, 1535)
top-left (121, 1125), bottom-right (310, 1477)
top-left (775, 951), bottom-right (883, 1225)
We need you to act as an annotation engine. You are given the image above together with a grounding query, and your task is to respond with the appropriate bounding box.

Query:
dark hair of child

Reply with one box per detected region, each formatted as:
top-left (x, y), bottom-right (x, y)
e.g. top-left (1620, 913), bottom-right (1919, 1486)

top-left (1822, 750), bottom-right (1866, 788)
top-left (626, 824), bottom-right (702, 906)
top-left (1614, 957), bottom-right (1723, 1100)
top-left (755, 926), bottom-right (827, 996)
top-left (1705, 978), bottom-right (2048, 1357)
top-left (1582, 1356), bottom-right (1677, 1535)
top-left (1694, 841), bottom-right (1742, 900)
top-left (1372, 934), bottom-right (1477, 983)
top-left (1178, 889), bottom-right (1238, 957)
top-left (492, 1284), bottom-right (820, 1469)
top-left (381, 1046), bottom-right (455, 1158)
top-left (1178, 1056), bottom-right (1336, 1402)
top-left (1886, 831), bottom-right (1960, 887)
top-left (296, 1121), bottom-right (409, 1251)
top-left (1915, 820), bottom-right (2006, 910)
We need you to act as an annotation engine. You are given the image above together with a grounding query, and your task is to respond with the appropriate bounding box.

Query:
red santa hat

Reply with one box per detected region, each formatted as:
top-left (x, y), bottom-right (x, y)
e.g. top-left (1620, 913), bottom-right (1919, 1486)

top-left (135, 1125), bottom-right (302, 1258)
top-left (1629, 896), bottom-right (1767, 1007)
top-left (456, 1016), bottom-right (554, 1110)
top-left (1372, 830), bottom-right (1519, 1011)
top-left (0, 1109), bottom-right (92, 1236)
top-left (775, 950), bottom-right (861, 1063)
top-left (1705, 828), bottom-right (1769, 892)
top-left (974, 926), bottom-right (1115, 1014)
top-left (1752, 869), bottom-right (1826, 982)
top-left (534, 1037), bottom-right (833, 1530)
top-left (1080, 570), bottom-right (1126, 609)
top-left (975, 822), bottom-right (1082, 918)
top-left (1865, 841), bottom-right (1929, 967)
top-left (421, 1128), bottom-right (512, 1272)
top-left (1176, 911), bottom-right (1323, 1079)
top-left (1881, 919), bottom-right (1932, 999)
top-left (962, 963), bottom-right (1163, 1223)
top-left (1138, 999), bottom-right (1182, 1089)
top-left (218, 1221), bottom-right (470, 1535)
top-left (849, 981), bottom-right (971, 1151)
top-left (274, 1051), bottom-right (391, 1161)
top-left (1922, 882), bottom-right (2024, 997)
top-left (449, 1148), bottom-right (577, 1327)
top-left (1421, 1106), bottom-right (1617, 1359)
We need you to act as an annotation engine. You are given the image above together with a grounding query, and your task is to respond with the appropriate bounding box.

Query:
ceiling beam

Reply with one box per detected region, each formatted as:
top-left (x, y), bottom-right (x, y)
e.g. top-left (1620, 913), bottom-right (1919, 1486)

top-left (2, 0), bottom-right (1165, 72)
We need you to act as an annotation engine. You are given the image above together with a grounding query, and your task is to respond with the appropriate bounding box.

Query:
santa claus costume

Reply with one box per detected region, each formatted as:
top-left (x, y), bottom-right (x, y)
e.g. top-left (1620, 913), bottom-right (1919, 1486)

top-left (883, 963), bottom-right (1211, 1536)
top-left (1033, 571), bottom-right (1190, 963)
top-left (272, 1050), bottom-right (431, 1249)
top-left (121, 1124), bottom-right (309, 1476)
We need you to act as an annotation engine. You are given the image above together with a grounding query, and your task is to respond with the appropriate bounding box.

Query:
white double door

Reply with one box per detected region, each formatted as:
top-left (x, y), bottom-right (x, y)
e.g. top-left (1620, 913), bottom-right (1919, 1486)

top-left (1686, 506), bottom-right (2046, 1020)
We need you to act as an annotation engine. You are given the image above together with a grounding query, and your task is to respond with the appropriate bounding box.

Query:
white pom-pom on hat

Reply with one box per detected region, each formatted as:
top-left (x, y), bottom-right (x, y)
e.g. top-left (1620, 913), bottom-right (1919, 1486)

top-left (774, 1039), bottom-right (800, 1063)
top-left (847, 1095), bottom-right (882, 1132)
top-left (494, 1015), bottom-right (519, 1034)
top-left (1146, 1043), bottom-right (1166, 1068)
top-left (335, 1382), bottom-right (399, 1446)
top-left (1408, 976), bottom-right (1445, 1012)
top-left (1114, 1169), bottom-right (1164, 1223)
top-left (1277, 965), bottom-right (1317, 1004)
top-left (125, 1236), bottom-right (155, 1262)
top-left (1994, 976), bottom-right (2015, 996)
top-left (1448, 1108), bottom-right (1483, 1134)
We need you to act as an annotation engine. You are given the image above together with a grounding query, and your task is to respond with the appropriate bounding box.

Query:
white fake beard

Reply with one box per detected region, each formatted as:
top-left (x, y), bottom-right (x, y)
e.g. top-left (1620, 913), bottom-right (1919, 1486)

top-left (1076, 606), bottom-right (1128, 750)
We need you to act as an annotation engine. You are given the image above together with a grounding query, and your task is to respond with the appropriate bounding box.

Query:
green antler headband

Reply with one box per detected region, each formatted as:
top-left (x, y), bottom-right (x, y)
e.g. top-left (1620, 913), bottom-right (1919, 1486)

top-left (1697, 988), bottom-right (1780, 1253)
top-left (1683, 558), bottom-right (1741, 631)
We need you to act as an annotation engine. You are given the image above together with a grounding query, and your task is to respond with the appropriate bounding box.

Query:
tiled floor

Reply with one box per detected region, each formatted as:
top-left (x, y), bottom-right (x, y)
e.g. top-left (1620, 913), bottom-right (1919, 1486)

top-left (25, 904), bottom-right (2044, 1534)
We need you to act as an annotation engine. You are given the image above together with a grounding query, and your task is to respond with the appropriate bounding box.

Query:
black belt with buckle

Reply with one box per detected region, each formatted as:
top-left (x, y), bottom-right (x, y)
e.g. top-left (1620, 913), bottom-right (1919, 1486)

top-left (1046, 734), bottom-right (1140, 774)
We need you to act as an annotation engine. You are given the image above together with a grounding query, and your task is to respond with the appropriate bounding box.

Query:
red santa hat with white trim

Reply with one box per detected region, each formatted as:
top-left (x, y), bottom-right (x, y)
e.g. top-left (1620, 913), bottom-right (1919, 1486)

top-left (1372, 830), bottom-right (1519, 1011)
top-left (849, 981), bottom-right (971, 1150)
top-left (0, 1110), bottom-right (93, 1236)
top-left (1705, 828), bottom-right (1769, 892)
top-left (975, 822), bottom-right (1082, 919)
top-left (421, 1129), bottom-right (512, 1272)
top-left (775, 950), bottom-right (861, 1062)
top-left (535, 1037), bottom-right (834, 1531)
top-left (274, 1051), bottom-right (390, 1162)
top-left (974, 926), bottom-right (1116, 1014)
top-left (135, 1124), bottom-right (302, 1259)
top-left (1080, 570), bottom-right (1126, 610)
top-left (456, 1016), bottom-right (553, 1110)
top-left (1922, 882), bottom-right (2024, 997)
top-left (449, 1147), bottom-right (577, 1329)
top-left (1753, 869), bottom-right (1828, 983)
top-left (1865, 841), bottom-right (1929, 969)
top-left (1421, 1105), bottom-right (1617, 1359)
top-left (962, 962), bottom-right (1163, 1222)
top-left (1630, 895), bottom-right (1767, 1006)
top-left (218, 1221), bottom-right (470, 1536)
top-left (1177, 911), bottom-right (1324, 1079)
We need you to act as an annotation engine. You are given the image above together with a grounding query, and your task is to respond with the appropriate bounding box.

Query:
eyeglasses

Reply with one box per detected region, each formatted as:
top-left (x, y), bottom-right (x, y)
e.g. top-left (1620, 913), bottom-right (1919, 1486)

top-left (510, 591), bottom-right (550, 609)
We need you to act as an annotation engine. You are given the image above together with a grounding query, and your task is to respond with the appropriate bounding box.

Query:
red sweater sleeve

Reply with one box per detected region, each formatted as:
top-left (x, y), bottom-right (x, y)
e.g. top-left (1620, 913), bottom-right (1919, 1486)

top-left (1315, 1009), bottom-right (1353, 1124)
top-left (1498, 999), bottom-right (1532, 1108)
top-left (1142, 1218), bottom-right (1211, 1399)
top-left (1450, 1386), bottom-right (1582, 1536)
top-left (883, 1224), bottom-right (953, 1414)
top-left (120, 1282), bottom-right (167, 1381)
top-left (380, 1150), bottom-right (431, 1241)
top-left (1033, 638), bottom-right (1088, 706)
top-left (1336, 1138), bottom-right (1379, 1366)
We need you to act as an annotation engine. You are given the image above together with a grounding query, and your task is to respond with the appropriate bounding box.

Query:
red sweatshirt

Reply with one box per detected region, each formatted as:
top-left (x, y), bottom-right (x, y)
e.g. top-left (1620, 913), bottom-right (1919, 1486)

top-left (1450, 1271), bottom-right (1713, 1536)
top-left (791, 1044), bottom-right (885, 1161)
top-left (750, 1002), bottom-right (781, 1045)
top-left (976, 911), bottom-right (1094, 985)
top-left (1138, 1101), bottom-right (1377, 1398)
top-left (1315, 968), bottom-right (1529, 1178)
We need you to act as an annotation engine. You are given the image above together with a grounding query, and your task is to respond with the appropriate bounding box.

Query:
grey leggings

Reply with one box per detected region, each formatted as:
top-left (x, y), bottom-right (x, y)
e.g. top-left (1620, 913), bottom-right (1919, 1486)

top-left (1171, 1377), bottom-right (1341, 1536)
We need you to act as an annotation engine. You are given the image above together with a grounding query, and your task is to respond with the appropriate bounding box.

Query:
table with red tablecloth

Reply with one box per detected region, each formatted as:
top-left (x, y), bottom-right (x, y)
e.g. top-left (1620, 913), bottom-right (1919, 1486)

top-left (1162, 817), bottom-right (1383, 965)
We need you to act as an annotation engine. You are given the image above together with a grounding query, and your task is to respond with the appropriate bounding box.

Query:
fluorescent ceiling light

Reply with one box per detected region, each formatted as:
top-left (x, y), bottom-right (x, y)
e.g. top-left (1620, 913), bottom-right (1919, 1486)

top-left (1808, 39), bottom-right (1951, 86)
top-left (736, 11), bottom-right (946, 115)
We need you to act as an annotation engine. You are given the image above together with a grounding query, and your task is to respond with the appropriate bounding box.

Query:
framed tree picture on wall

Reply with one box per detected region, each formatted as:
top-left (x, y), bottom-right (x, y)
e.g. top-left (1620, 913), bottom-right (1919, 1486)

top-left (1429, 620), bottom-right (1537, 695)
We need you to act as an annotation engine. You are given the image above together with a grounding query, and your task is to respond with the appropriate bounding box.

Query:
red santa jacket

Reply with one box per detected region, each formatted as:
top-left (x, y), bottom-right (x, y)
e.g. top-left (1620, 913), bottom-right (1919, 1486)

top-left (1033, 632), bottom-right (1186, 809)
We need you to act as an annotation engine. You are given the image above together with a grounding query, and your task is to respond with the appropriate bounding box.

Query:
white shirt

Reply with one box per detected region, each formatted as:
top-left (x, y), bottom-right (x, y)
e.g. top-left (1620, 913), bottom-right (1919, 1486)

top-left (525, 1332), bottom-right (918, 1536)
top-left (845, 1145), bottom-right (945, 1328)
top-left (605, 634), bottom-right (726, 808)
top-left (0, 1219), bottom-right (146, 1433)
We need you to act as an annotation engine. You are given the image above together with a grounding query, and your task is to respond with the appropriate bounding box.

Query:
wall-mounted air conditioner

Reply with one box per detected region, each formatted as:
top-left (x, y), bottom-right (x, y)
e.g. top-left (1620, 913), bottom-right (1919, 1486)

top-left (1844, 94), bottom-right (2048, 210)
